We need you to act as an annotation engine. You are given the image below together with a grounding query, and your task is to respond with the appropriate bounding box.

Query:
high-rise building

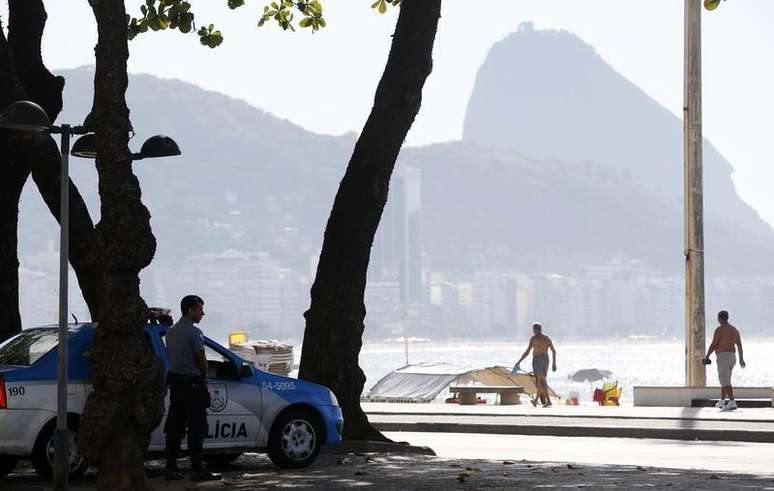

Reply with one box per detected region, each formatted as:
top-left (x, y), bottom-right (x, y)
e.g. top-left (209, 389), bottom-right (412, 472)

top-left (371, 166), bottom-right (423, 304)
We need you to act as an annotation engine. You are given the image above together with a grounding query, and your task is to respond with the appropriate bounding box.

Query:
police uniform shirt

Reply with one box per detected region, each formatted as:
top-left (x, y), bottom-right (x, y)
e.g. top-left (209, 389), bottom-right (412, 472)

top-left (166, 317), bottom-right (205, 377)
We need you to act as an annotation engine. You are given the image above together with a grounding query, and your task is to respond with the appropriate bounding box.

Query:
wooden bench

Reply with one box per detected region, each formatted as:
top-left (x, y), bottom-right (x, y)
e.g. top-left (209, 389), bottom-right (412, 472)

top-left (449, 385), bottom-right (525, 405)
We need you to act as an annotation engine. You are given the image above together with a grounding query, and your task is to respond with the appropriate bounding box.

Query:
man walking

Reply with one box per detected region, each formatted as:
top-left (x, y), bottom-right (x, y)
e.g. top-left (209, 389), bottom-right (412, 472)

top-left (704, 310), bottom-right (746, 411)
top-left (515, 322), bottom-right (557, 407)
top-left (164, 295), bottom-right (221, 481)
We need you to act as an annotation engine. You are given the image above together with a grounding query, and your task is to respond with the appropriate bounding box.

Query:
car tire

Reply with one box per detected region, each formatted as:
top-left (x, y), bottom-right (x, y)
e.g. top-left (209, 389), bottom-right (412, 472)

top-left (0, 455), bottom-right (18, 478)
top-left (267, 408), bottom-right (323, 469)
top-left (203, 452), bottom-right (242, 467)
top-left (31, 418), bottom-right (89, 481)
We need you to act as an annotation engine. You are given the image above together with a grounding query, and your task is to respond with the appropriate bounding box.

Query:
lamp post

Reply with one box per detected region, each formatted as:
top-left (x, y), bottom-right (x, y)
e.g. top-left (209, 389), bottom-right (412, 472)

top-left (0, 100), bottom-right (180, 489)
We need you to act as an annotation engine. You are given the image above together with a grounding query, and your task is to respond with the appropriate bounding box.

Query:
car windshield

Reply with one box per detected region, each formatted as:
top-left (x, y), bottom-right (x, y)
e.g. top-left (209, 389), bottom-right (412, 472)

top-left (0, 329), bottom-right (61, 366)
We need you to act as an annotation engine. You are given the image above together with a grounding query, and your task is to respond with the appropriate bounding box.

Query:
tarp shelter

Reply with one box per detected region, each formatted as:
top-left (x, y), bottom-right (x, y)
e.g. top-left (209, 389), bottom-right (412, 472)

top-left (367, 362), bottom-right (558, 403)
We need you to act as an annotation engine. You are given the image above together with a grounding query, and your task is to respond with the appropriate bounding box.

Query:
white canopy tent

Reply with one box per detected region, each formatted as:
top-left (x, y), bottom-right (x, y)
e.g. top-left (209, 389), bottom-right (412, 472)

top-left (367, 362), bottom-right (558, 403)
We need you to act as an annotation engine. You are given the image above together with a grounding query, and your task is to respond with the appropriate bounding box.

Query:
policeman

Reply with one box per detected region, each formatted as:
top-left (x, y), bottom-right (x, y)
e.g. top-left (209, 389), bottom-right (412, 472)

top-left (164, 295), bottom-right (221, 481)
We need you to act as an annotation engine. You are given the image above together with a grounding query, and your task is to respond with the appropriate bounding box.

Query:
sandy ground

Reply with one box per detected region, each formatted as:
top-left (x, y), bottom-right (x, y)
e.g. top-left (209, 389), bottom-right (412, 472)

top-left (3, 451), bottom-right (774, 490)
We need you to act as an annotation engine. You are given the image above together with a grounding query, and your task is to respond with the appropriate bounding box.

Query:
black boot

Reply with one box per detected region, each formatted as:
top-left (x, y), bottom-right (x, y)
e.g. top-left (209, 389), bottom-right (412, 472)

top-left (191, 454), bottom-right (222, 482)
top-left (191, 469), bottom-right (223, 482)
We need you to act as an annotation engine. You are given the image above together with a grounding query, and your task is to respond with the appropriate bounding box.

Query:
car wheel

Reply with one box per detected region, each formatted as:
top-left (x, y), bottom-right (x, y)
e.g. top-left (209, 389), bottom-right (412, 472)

top-left (268, 408), bottom-right (323, 469)
top-left (203, 452), bottom-right (242, 467)
top-left (31, 419), bottom-right (89, 481)
top-left (0, 455), bottom-right (18, 478)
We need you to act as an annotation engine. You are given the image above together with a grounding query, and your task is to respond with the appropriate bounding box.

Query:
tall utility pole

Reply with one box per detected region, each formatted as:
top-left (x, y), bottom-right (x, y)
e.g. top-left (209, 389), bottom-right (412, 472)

top-left (684, 0), bottom-right (706, 387)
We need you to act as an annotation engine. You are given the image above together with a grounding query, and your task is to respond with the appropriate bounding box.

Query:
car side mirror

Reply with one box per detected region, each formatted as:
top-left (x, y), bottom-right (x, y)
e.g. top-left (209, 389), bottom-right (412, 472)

top-left (240, 363), bottom-right (254, 378)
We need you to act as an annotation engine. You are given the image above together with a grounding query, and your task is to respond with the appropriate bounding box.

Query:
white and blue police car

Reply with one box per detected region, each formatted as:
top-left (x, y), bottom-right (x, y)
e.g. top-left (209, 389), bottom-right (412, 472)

top-left (0, 321), bottom-right (343, 480)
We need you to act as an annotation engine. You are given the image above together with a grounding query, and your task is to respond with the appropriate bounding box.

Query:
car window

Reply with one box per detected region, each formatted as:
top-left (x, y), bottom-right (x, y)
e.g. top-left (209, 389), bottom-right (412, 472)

top-left (0, 329), bottom-right (62, 366)
top-left (204, 343), bottom-right (239, 380)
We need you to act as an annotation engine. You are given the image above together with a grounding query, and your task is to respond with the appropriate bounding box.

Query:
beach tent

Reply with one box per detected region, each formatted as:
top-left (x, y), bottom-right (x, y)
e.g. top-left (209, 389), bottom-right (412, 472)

top-left (367, 362), bottom-right (558, 403)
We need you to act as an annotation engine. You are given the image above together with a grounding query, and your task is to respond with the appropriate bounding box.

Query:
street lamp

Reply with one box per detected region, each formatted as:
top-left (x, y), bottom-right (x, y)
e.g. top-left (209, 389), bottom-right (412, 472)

top-left (71, 132), bottom-right (181, 160)
top-left (0, 100), bottom-right (181, 489)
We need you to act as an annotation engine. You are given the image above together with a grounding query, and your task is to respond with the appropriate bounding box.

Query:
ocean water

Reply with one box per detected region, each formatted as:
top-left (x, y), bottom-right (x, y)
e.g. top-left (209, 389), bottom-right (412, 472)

top-left (354, 338), bottom-right (774, 404)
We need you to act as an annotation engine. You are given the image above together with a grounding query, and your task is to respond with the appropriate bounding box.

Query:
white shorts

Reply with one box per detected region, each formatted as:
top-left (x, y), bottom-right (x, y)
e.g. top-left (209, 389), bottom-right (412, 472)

top-left (716, 352), bottom-right (736, 386)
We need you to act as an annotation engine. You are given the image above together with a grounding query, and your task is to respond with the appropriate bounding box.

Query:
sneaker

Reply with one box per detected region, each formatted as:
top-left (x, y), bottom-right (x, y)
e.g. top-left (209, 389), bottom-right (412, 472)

top-left (723, 400), bottom-right (738, 411)
top-left (191, 470), bottom-right (223, 482)
top-left (164, 469), bottom-right (184, 481)
top-left (714, 399), bottom-right (727, 409)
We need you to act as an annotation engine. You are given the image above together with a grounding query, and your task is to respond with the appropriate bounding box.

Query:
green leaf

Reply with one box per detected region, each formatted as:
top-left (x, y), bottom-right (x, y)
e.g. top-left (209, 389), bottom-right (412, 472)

top-left (299, 17), bottom-right (313, 28)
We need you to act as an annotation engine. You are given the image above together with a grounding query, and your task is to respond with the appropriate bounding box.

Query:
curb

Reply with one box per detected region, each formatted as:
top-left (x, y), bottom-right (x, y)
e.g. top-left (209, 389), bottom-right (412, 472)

top-left (373, 422), bottom-right (774, 443)
top-left (321, 441), bottom-right (436, 456)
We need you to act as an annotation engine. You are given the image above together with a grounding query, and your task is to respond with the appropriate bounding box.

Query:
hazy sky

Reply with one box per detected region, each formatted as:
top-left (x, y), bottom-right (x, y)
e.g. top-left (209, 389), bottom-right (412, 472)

top-left (10, 1), bottom-right (774, 224)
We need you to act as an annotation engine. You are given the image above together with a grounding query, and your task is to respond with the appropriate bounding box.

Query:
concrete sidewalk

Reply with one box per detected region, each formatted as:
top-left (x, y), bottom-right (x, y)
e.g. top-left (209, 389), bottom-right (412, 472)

top-left (364, 402), bottom-right (774, 442)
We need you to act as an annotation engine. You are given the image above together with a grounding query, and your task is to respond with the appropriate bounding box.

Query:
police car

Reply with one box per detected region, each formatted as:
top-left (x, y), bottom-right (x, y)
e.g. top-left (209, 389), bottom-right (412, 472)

top-left (0, 321), bottom-right (343, 480)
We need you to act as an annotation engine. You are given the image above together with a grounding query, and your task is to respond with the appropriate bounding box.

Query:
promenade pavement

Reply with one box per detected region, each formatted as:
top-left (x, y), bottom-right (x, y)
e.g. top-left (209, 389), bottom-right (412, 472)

top-left (364, 402), bottom-right (774, 442)
top-left (4, 450), bottom-right (774, 490)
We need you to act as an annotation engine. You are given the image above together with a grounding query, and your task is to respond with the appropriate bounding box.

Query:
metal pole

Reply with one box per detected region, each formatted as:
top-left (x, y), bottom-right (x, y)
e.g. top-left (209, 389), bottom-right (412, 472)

top-left (54, 124), bottom-right (71, 490)
top-left (684, 0), bottom-right (707, 387)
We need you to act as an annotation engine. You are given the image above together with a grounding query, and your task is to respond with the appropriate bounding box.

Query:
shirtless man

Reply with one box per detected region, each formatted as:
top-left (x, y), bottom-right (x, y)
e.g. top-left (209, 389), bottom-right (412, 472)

top-left (703, 310), bottom-right (746, 411)
top-left (515, 322), bottom-right (557, 407)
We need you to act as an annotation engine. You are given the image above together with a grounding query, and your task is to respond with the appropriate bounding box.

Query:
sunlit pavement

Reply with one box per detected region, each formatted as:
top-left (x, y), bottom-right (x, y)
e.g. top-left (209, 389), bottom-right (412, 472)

top-left (385, 431), bottom-right (774, 475)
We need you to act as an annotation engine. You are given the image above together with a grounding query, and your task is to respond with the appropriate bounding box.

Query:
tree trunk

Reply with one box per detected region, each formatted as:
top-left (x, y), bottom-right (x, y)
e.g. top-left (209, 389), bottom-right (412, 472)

top-left (0, 23), bottom-right (30, 342)
top-left (298, 0), bottom-right (441, 441)
top-left (7, 0), bottom-right (64, 122)
top-left (0, 1), bottom-right (102, 343)
top-left (7, 0), bottom-right (104, 321)
top-left (78, 1), bottom-right (165, 489)
top-left (0, 137), bottom-right (29, 342)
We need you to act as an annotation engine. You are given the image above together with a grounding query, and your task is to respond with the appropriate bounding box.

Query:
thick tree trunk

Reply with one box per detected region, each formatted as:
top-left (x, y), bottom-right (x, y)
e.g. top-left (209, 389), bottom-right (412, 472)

top-left (8, 0), bottom-right (64, 122)
top-left (0, 24), bottom-right (30, 342)
top-left (0, 145), bottom-right (29, 342)
top-left (78, 1), bottom-right (165, 489)
top-left (298, 0), bottom-right (441, 441)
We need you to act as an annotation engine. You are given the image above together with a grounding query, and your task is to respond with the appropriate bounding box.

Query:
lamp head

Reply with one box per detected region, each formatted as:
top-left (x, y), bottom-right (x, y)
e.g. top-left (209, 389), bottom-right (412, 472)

top-left (0, 100), bottom-right (51, 132)
top-left (71, 133), bottom-right (97, 158)
top-left (137, 135), bottom-right (181, 159)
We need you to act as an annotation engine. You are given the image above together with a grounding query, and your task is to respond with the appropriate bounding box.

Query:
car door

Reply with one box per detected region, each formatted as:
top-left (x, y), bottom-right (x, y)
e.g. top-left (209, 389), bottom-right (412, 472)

top-left (200, 340), bottom-right (261, 449)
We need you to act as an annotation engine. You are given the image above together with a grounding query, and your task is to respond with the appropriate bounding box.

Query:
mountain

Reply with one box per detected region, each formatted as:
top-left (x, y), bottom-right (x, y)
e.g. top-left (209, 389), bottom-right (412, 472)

top-left (463, 23), bottom-right (773, 244)
top-left (16, 46), bottom-right (774, 277)
top-left (21, 67), bottom-right (353, 270)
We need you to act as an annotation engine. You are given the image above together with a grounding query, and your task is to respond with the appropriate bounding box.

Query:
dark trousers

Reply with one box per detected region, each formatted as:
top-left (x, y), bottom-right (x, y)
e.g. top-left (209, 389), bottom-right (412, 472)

top-left (164, 372), bottom-right (210, 470)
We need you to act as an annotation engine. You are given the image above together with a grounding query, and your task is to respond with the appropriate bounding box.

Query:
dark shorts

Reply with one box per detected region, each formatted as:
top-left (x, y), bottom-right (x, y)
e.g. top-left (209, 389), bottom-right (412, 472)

top-left (532, 353), bottom-right (549, 377)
